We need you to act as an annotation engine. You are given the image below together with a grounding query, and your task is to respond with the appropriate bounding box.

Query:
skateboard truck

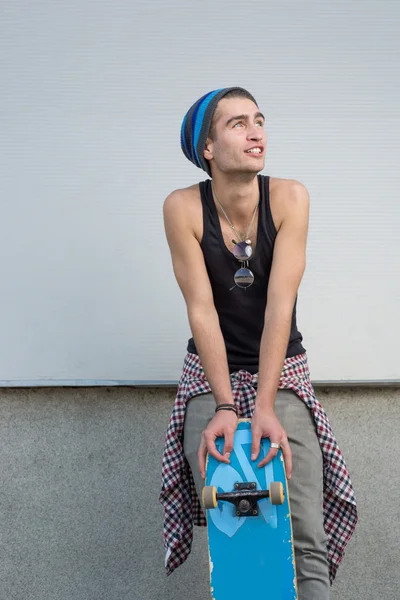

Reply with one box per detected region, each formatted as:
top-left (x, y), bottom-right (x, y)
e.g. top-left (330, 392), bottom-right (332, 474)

top-left (203, 481), bottom-right (285, 515)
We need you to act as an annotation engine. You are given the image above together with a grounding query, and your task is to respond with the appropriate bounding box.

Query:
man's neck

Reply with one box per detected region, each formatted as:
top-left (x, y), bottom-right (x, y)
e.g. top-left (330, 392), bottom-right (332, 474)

top-left (211, 172), bottom-right (260, 220)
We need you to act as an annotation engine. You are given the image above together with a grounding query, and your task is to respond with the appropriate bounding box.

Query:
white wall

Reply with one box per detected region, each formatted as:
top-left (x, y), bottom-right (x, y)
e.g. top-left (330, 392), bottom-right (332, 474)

top-left (1, 1), bottom-right (399, 384)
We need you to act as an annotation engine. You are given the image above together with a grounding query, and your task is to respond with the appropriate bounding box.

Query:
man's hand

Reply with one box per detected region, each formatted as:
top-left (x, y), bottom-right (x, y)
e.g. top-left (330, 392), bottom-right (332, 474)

top-left (198, 409), bottom-right (238, 480)
top-left (251, 407), bottom-right (292, 479)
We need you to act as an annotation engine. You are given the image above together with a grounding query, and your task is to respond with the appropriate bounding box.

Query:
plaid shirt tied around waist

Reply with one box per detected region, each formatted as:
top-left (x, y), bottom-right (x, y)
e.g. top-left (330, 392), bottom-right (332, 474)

top-left (159, 351), bottom-right (358, 584)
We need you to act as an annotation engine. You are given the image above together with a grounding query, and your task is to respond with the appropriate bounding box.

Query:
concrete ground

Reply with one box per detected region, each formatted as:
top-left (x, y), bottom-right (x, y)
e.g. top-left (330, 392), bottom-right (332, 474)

top-left (0, 386), bottom-right (398, 600)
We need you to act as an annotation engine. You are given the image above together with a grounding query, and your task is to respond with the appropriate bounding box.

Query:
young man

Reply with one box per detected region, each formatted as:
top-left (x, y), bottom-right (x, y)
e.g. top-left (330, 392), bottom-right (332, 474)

top-left (160, 87), bottom-right (357, 599)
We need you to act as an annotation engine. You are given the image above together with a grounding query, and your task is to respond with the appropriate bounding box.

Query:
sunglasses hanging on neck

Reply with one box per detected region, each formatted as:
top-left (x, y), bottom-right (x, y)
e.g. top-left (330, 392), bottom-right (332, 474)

top-left (230, 240), bottom-right (254, 291)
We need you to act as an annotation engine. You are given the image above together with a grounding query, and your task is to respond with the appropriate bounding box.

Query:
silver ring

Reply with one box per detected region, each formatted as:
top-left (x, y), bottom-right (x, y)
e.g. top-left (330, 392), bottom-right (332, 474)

top-left (270, 442), bottom-right (280, 449)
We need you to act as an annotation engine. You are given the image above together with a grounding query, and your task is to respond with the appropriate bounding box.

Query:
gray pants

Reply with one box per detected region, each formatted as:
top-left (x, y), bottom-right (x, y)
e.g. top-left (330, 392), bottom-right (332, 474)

top-left (183, 389), bottom-right (330, 600)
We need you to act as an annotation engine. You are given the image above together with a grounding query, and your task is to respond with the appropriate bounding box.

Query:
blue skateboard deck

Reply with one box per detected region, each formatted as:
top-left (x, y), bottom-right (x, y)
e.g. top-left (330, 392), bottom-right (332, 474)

top-left (203, 419), bottom-right (297, 600)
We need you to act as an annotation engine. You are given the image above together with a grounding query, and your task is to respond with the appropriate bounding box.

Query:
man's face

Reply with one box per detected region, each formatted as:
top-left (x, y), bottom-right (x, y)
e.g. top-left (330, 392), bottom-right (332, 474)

top-left (204, 97), bottom-right (266, 176)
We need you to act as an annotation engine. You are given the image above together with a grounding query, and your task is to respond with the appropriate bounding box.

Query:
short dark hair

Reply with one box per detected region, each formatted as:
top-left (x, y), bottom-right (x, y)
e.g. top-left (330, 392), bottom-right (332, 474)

top-left (208, 88), bottom-right (258, 139)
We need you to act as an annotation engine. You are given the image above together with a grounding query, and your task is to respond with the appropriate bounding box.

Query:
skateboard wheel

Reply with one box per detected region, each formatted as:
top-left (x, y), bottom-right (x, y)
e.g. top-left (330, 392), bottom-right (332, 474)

top-left (202, 486), bottom-right (218, 509)
top-left (269, 481), bottom-right (284, 505)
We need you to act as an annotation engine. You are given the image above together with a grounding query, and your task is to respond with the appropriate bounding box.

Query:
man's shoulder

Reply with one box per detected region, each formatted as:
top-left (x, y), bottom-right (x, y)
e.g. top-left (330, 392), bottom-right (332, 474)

top-left (163, 182), bottom-right (202, 212)
top-left (268, 177), bottom-right (309, 231)
top-left (163, 183), bottom-right (205, 241)
top-left (269, 176), bottom-right (309, 199)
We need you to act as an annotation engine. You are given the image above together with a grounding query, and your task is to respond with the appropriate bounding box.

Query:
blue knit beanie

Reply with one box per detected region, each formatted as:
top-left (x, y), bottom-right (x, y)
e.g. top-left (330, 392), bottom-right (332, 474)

top-left (180, 87), bottom-right (258, 175)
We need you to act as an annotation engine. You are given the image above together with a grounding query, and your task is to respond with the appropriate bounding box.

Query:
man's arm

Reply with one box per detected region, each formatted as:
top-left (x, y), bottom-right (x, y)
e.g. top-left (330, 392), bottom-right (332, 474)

top-left (163, 189), bottom-right (238, 473)
top-left (251, 181), bottom-right (310, 474)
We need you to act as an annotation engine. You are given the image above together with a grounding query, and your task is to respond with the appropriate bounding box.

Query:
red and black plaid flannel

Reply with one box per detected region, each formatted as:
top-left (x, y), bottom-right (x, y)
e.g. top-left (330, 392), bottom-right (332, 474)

top-left (159, 351), bottom-right (358, 584)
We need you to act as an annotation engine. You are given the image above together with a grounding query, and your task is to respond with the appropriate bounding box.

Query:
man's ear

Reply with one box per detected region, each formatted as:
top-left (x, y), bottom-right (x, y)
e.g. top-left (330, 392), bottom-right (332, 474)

top-left (203, 137), bottom-right (214, 161)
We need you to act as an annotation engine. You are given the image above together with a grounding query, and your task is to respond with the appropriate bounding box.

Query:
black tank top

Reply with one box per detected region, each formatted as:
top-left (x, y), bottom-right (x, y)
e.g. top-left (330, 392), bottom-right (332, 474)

top-left (187, 175), bottom-right (305, 373)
